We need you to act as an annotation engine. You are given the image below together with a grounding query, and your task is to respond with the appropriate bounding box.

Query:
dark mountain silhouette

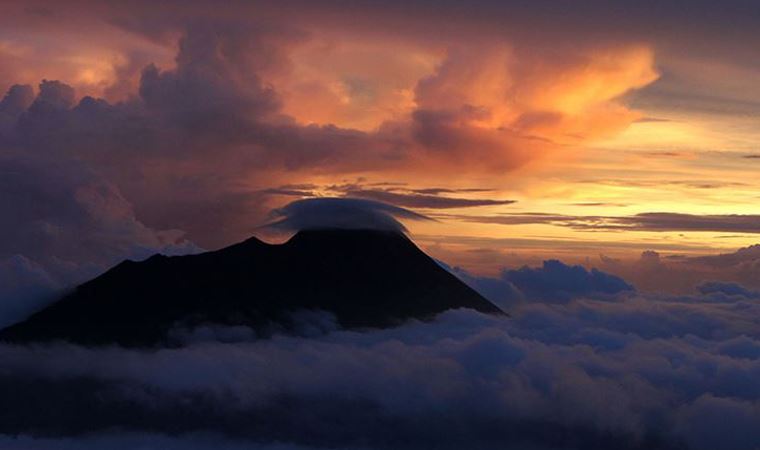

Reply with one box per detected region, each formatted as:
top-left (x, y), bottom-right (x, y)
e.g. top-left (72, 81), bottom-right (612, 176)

top-left (0, 229), bottom-right (503, 347)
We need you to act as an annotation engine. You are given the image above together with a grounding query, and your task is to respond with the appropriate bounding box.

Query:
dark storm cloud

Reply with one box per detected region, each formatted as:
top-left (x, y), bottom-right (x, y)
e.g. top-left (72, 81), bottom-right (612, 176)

top-left (13, 0), bottom-right (760, 44)
top-left (111, 0), bottom-right (755, 62)
top-left (0, 24), bottom-right (391, 248)
top-left (0, 22), bottom-right (418, 316)
top-left (264, 197), bottom-right (432, 233)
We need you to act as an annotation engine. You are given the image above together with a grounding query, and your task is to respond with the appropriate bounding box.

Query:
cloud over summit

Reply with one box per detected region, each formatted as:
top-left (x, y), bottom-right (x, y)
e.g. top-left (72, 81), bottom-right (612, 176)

top-left (265, 197), bottom-right (432, 233)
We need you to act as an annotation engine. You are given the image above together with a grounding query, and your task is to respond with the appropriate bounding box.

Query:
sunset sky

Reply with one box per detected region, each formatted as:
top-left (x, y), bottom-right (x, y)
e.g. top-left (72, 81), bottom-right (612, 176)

top-left (8, 3), bottom-right (760, 449)
top-left (4, 0), bottom-right (760, 293)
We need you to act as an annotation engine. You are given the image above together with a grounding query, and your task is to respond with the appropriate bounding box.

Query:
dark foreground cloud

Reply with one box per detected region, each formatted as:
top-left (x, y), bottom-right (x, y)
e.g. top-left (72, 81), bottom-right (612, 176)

top-left (0, 434), bottom-right (326, 450)
top-left (697, 281), bottom-right (760, 299)
top-left (2, 272), bottom-right (760, 449)
top-left (264, 197), bottom-right (432, 233)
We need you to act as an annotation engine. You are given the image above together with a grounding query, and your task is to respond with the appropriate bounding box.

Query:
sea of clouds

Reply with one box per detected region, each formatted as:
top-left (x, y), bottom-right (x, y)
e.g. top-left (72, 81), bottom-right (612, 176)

top-left (1, 268), bottom-right (760, 450)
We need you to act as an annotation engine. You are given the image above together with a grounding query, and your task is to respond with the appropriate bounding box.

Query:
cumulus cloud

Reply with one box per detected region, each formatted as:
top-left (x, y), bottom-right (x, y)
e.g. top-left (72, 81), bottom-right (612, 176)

top-left (441, 239), bottom-right (760, 297)
top-left (0, 27), bottom-right (336, 248)
top-left (501, 260), bottom-right (634, 302)
top-left (446, 259), bottom-right (634, 308)
top-left (0, 255), bottom-right (58, 329)
top-left (137, 22), bottom-right (283, 129)
top-left (0, 84), bottom-right (34, 133)
top-left (411, 43), bottom-right (655, 162)
top-left (0, 6), bottom-right (660, 239)
top-left (690, 244), bottom-right (760, 268)
top-left (264, 197), bottom-right (432, 233)
top-left (0, 154), bottom-right (200, 327)
top-left (588, 245), bottom-right (760, 294)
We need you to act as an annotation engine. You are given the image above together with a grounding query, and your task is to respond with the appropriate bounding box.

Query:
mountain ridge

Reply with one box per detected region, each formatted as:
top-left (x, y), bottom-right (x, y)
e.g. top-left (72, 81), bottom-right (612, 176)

top-left (0, 229), bottom-right (503, 347)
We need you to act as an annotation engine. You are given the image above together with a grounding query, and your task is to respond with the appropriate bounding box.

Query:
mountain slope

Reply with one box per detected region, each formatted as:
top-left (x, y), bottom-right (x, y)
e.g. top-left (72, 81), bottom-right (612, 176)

top-left (0, 229), bottom-right (503, 347)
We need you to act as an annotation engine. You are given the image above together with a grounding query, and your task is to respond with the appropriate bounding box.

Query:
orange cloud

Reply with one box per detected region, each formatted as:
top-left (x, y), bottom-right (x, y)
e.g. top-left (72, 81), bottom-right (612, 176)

top-left (0, 10), bottom-right (662, 251)
top-left (518, 46), bottom-right (659, 143)
top-left (268, 39), bottom-right (439, 131)
top-left (264, 40), bottom-right (658, 173)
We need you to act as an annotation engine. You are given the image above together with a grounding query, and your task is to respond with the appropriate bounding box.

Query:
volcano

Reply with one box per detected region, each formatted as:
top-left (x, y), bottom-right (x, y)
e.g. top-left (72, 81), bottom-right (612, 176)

top-left (0, 229), bottom-right (503, 347)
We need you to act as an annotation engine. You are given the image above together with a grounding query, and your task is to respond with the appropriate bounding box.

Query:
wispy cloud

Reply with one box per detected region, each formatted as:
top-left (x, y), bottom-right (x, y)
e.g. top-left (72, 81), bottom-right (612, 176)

top-left (260, 182), bottom-right (514, 209)
top-left (459, 212), bottom-right (760, 234)
top-left (342, 188), bottom-right (516, 209)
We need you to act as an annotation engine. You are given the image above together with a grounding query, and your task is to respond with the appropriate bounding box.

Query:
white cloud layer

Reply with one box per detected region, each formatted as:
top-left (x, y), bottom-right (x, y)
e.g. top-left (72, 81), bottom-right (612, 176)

top-left (2, 280), bottom-right (760, 450)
